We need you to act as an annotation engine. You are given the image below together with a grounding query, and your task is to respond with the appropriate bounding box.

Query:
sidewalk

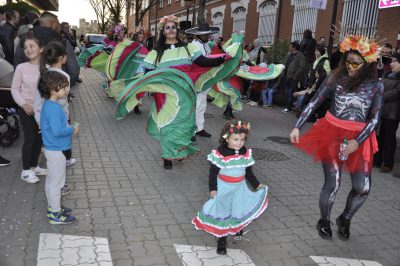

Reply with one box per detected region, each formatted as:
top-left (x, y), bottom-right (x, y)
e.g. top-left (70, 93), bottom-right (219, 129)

top-left (0, 68), bottom-right (399, 266)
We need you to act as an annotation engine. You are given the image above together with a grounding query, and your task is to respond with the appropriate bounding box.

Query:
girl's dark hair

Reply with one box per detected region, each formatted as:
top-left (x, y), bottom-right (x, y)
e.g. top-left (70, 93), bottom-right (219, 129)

top-left (154, 22), bottom-right (188, 63)
top-left (40, 41), bottom-right (67, 77)
top-left (219, 120), bottom-right (250, 144)
top-left (316, 45), bottom-right (326, 56)
top-left (38, 71), bottom-right (69, 99)
top-left (21, 31), bottom-right (43, 49)
top-left (330, 50), bottom-right (378, 91)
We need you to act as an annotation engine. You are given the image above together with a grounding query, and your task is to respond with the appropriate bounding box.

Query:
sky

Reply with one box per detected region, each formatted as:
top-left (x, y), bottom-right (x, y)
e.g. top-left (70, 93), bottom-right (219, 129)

top-left (54, 0), bottom-right (97, 27)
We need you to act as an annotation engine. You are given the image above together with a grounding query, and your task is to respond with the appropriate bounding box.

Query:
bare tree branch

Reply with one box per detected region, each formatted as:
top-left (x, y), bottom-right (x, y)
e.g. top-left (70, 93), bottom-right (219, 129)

top-left (135, 0), bottom-right (158, 27)
top-left (88, 0), bottom-right (111, 33)
top-left (105, 0), bottom-right (127, 24)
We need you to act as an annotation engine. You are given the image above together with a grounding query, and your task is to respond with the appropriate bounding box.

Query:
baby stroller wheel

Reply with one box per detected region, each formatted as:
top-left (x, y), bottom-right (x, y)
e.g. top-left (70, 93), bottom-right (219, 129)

top-left (0, 134), bottom-right (14, 147)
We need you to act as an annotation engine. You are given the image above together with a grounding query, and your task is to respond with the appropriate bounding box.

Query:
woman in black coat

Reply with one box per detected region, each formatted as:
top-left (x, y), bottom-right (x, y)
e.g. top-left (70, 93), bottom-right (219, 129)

top-left (374, 53), bottom-right (400, 172)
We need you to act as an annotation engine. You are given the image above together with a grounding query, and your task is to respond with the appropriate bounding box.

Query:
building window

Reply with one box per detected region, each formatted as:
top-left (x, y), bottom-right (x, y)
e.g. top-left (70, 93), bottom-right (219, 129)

top-left (341, 0), bottom-right (379, 38)
top-left (159, 0), bottom-right (163, 8)
top-left (232, 6), bottom-right (247, 33)
top-left (291, 0), bottom-right (317, 42)
top-left (168, 0), bottom-right (172, 4)
top-left (212, 12), bottom-right (224, 38)
top-left (257, 0), bottom-right (279, 45)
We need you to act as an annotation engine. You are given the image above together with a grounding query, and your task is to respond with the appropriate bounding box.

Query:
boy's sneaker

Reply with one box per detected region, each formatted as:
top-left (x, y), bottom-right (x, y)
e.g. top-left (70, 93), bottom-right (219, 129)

top-left (31, 166), bottom-right (47, 176)
top-left (47, 206), bottom-right (72, 217)
top-left (66, 158), bottom-right (76, 167)
top-left (0, 156), bottom-right (12, 167)
top-left (281, 108), bottom-right (292, 114)
top-left (20, 170), bottom-right (40, 184)
top-left (61, 184), bottom-right (72, 196)
top-left (48, 210), bottom-right (76, 224)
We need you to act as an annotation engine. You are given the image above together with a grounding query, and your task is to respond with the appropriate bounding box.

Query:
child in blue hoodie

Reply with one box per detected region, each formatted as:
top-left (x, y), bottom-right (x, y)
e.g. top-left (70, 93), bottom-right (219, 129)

top-left (39, 71), bottom-right (79, 224)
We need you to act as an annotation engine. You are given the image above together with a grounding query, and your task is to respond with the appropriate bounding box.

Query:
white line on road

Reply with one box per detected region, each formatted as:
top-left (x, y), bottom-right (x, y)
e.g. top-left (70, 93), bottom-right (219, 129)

top-left (174, 244), bottom-right (256, 266)
top-left (37, 233), bottom-right (112, 266)
top-left (310, 256), bottom-right (383, 266)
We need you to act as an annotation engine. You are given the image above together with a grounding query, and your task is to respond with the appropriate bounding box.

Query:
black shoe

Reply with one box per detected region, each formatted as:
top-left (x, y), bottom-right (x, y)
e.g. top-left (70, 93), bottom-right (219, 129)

top-left (77, 77), bottom-right (83, 83)
top-left (191, 136), bottom-right (197, 142)
top-left (235, 230), bottom-right (243, 236)
top-left (163, 159), bottom-right (172, 169)
top-left (196, 129), bottom-right (212, 138)
top-left (336, 214), bottom-right (350, 240)
top-left (133, 105), bottom-right (141, 115)
top-left (216, 237), bottom-right (227, 255)
top-left (0, 156), bottom-right (11, 167)
top-left (316, 219), bottom-right (332, 239)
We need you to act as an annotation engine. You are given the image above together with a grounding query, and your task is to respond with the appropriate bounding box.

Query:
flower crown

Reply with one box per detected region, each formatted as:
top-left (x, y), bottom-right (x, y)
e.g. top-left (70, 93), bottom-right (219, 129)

top-left (339, 35), bottom-right (380, 63)
top-left (222, 121), bottom-right (251, 139)
top-left (158, 15), bottom-right (180, 29)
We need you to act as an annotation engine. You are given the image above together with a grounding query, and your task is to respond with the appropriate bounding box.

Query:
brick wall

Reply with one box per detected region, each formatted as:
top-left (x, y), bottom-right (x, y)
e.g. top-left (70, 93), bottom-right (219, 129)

top-left (377, 7), bottom-right (400, 49)
top-left (149, 0), bottom-right (399, 50)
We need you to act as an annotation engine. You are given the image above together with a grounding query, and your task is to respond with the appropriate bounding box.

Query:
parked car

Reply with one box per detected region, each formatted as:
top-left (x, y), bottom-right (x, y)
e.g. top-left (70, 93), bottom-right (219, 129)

top-left (83, 34), bottom-right (107, 48)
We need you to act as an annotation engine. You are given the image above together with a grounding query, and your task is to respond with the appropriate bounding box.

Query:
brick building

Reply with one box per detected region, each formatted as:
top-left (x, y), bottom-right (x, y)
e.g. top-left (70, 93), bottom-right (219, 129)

top-left (147, 0), bottom-right (399, 48)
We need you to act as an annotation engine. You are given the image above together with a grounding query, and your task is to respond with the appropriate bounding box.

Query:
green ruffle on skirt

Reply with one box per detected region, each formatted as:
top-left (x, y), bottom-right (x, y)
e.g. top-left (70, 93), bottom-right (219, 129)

top-left (105, 73), bottom-right (143, 99)
top-left (78, 46), bottom-right (105, 68)
top-left (105, 40), bottom-right (145, 81)
top-left (208, 76), bottom-right (243, 111)
top-left (235, 64), bottom-right (285, 81)
top-left (194, 33), bottom-right (244, 93)
top-left (116, 68), bottom-right (198, 160)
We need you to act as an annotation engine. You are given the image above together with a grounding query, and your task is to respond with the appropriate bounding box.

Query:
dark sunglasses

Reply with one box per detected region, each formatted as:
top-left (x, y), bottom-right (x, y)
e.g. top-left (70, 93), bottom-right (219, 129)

top-left (345, 60), bottom-right (363, 69)
top-left (164, 25), bottom-right (176, 30)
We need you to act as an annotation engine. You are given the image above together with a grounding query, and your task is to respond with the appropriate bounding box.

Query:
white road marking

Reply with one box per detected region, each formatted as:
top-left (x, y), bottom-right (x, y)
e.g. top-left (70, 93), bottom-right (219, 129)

top-left (173, 244), bottom-right (255, 266)
top-left (37, 233), bottom-right (112, 266)
top-left (310, 256), bottom-right (383, 266)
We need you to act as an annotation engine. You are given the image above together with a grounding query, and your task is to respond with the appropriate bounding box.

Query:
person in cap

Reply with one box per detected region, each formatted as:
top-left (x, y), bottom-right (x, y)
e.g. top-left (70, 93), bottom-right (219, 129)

top-left (186, 23), bottom-right (220, 139)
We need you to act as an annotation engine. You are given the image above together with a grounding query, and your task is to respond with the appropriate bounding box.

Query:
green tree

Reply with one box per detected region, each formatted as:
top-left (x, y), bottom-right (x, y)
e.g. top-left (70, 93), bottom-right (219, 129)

top-left (2, 2), bottom-right (40, 16)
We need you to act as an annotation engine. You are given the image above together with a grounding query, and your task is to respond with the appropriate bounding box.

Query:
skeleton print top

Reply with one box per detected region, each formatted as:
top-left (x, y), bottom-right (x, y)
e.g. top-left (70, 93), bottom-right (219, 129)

top-left (295, 76), bottom-right (384, 144)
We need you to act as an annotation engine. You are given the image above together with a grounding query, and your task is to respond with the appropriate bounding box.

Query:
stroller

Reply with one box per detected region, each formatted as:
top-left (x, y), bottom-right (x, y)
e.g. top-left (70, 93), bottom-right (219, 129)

top-left (0, 107), bottom-right (20, 147)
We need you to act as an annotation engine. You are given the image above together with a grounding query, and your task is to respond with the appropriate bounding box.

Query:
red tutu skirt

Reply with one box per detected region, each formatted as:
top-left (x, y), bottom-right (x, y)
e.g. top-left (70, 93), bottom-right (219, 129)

top-left (294, 112), bottom-right (378, 173)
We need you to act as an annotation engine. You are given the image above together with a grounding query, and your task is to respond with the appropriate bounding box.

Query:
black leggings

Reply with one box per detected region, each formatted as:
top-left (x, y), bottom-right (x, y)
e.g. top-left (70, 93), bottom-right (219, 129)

top-left (19, 109), bottom-right (42, 170)
top-left (320, 160), bottom-right (371, 221)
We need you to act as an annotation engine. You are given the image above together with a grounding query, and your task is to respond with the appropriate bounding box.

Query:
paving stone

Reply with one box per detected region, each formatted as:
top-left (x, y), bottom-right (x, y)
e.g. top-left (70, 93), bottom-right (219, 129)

top-left (2, 69), bottom-right (399, 266)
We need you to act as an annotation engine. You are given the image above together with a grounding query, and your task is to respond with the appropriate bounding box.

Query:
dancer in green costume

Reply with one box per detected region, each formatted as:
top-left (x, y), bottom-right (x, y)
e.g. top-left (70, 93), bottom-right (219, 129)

top-left (116, 15), bottom-right (243, 169)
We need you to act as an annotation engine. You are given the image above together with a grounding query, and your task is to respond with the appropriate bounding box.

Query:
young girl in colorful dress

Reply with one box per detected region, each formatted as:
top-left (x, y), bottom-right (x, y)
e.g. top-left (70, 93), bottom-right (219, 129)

top-left (11, 32), bottom-right (47, 184)
top-left (192, 120), bottom-right (269, 255)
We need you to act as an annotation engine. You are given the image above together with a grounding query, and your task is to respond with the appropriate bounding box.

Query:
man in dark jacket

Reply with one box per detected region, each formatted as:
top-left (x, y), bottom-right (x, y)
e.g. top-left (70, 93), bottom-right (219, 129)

top-left (13, 12), bottom-right (80, 86)
top-left (374, 53), bottom-right (400, 173)
top-left (282, 42), bottom-right (307, 113)
top-left (0, 9), bottom-right (20, 64)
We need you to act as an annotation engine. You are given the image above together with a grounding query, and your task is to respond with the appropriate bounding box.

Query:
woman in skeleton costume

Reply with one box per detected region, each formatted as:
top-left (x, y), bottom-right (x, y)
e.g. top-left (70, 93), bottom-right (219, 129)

top-left (290, 35), bottom-right (383, 240)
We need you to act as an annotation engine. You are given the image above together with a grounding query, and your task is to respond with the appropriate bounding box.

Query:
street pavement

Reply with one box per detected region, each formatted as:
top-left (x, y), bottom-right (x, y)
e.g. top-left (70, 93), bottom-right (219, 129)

top-left (1, 68), bottom-right (400, 266)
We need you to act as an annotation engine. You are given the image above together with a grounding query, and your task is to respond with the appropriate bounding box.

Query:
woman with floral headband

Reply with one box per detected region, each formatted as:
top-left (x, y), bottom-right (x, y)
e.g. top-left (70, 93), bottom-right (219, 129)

top-left (192, 120), bottom-right (268, 255)
top-left (115, 15), bottom-right (242, 170)
top-left (290, 35), bottom-right (383, 240)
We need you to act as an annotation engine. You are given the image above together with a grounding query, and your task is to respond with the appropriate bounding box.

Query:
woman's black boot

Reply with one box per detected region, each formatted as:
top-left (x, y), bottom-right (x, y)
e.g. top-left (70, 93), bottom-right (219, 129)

top-left (235, 230), bottom-right (243, 236)
top-left (316, 219), bottom-right (332, 239)
top-left (134, 105), bottom-right (141, 114)
top-left (336, 214), bottom-right (351, 240)
top-left (216, 237), bottom-right (227, 255)
top-left (163, 159), bottom-right (172, 169)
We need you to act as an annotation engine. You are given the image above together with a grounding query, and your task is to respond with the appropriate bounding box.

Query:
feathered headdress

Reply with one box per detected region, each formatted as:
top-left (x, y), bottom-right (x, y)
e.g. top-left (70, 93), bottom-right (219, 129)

top-left (331, 24), bottom-right (381, 63)
top-left (339, 35), bottom-right (380, 63)
top-left (158, 15), bottom-right (180, 29)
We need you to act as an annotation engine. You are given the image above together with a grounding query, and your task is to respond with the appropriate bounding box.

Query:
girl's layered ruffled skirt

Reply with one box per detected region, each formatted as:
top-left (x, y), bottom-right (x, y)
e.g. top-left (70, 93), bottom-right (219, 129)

top-left (192, 176), bottom-right (268, 237)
